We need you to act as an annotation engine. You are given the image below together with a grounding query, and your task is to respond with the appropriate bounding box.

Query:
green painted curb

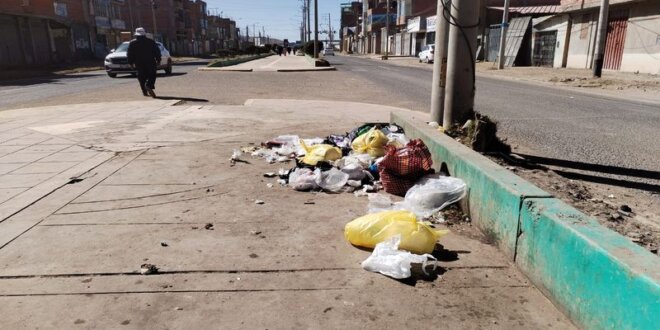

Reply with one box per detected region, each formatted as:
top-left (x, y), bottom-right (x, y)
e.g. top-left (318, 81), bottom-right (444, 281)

top-left (519, 198), bottom-right (659, 330)
top-left (391, 111), bottom-right (659, 329)
top-left (392, 112), bottom-right (551, 259)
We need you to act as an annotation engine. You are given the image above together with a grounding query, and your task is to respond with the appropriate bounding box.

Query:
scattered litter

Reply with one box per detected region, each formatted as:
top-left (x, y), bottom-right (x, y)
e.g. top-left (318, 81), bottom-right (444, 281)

top-left (347, 180), bottom-right (362, 188)
top-left (264, 172), bottom-right (277, 178)
top-left (403, 176), bottom-right (467, 218)
top-left (255, 200), bottom-right (265, 205)
top-left (300, 141), bottom-right (342, 166)
top-left (378, 140), bottom-right (434, 196)
top-left (344, 210), bottom-right (449, 254)
top-left (277, 179), bottom-right (287, 186)
top-left (608, 194), bottom-right (616, 199)
top-left (250, 230), bottom-right (262, 235)
top-left (140, 264), bottom-right (158, 275)
top-left (231, 149), bottom-right (241, 161)
top-left (174, 307), bottom-right (184, 311)
top-left (289, 167), bottom-right (319, 191)
top-left (204, 223), bottom-right (214, 230)
top-left (352, 127), bottom-right (388, 158)
top-left (428, 121), bottom-right (440, 128)
top-left (304, 200), bottom-right (316, 205)
top-left (316, 168), bottom-right (349, 193)
top-left (361, 235), bottom-right (436, 279)
top-left (160, 241), bottom-right (169, 247)
top-left (266, 183), bottom-right (274, 188)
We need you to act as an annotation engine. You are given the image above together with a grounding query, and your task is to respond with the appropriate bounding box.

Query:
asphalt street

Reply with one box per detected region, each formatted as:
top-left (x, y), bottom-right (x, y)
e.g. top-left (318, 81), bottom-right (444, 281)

top-left (1, 56), bottom-right (658, 189)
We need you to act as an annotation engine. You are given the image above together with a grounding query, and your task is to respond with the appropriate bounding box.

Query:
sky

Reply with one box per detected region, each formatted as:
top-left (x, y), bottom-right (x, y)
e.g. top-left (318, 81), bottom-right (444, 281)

top-left (204, 0), bottom-right (347, 42)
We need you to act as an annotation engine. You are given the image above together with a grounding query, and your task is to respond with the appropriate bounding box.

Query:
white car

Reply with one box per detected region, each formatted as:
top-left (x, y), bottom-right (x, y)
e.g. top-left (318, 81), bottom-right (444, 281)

top-left (104, 41), bottom-right (172, 78)
top-left (418, 44), bottom-right (435, 64)
top-left (323, 47), bottom-right (335, 56)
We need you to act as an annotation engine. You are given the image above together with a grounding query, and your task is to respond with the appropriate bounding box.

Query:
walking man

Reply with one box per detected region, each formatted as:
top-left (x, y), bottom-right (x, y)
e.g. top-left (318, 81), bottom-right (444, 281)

top-left (127, 27), bottom-right (161, 97)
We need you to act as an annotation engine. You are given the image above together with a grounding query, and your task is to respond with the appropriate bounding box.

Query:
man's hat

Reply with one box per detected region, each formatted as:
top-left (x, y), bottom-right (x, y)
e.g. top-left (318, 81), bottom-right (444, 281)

top-left (134, 27), bottom-right (147, 36)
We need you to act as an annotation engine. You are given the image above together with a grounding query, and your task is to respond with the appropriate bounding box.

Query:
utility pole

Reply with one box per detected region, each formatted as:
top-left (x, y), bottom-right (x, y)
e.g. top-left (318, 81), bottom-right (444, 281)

top-left (314, 0), bottom-right (319, 58)
top-left (302, 1), bottom-right (307, 42)
top-left (443, 0), bottom-right (480, 129)
top-left (430, 0), bottom-right (451, 123)
top-left (151, 0), bottom-right (158, 38)
top-left (384, 0), bottom-right (390, 59)
top-left (593, 0), bottom-right (609, 77)
top-left (307, 0), bottom-right (312, 43)
top-left (497, 0), bottom-right (510, 69)
top-left (328, 13), bottom-right (332, 47)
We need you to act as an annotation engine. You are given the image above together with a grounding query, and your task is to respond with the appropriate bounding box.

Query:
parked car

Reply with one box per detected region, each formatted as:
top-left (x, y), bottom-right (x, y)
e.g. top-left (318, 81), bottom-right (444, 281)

top-left (323, 47), bottom-right (335, 56)
top-left (418, 44), bottom-right (434, 64)
top-left (104, 41), bottom-right (172, 78)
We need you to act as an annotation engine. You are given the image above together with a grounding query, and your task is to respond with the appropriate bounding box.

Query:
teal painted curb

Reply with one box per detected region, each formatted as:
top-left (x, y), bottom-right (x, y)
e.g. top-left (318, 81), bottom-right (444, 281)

top-left (392, 112), bottom-right (551, 259)
top-left (207, 54), bottom-right (272, 67)
top-left (391, 111), bottom-right (660, 329)
top-left (519, 198), bottom-right (659, 329)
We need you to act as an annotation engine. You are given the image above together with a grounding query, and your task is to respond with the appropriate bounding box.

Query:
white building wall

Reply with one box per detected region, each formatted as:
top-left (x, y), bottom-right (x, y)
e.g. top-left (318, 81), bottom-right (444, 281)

top-left (620, 1), bottom-right (660, 74)
top-left (566, 10), bottom-right (598, 69)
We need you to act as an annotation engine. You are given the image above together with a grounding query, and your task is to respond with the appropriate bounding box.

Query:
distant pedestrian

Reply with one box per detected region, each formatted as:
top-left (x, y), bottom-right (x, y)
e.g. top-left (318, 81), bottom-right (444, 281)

top-left (283, 39), bottom-right (289, 56)
top-left (127, 27), bottom-right (161, 97)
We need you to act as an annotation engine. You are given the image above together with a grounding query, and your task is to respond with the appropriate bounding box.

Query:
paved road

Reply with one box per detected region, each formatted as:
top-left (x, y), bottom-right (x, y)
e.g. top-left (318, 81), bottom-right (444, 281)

top-left (332, 56), bottom-right (660, 189)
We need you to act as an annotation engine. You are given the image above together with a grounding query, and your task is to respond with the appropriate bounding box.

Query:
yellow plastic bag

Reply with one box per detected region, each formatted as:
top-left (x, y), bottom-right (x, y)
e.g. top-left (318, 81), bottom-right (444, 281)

top-left (344, 210), bottom-right (448, 254)
top-left (351, 127), bottom-right (388, 158)
top-left (299, 140), bottom-right (342, 166)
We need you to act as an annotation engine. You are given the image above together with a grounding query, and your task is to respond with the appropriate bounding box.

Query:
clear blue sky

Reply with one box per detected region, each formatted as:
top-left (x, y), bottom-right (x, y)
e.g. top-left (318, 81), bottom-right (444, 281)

top-left (205, 0), bottom-right (347, 42)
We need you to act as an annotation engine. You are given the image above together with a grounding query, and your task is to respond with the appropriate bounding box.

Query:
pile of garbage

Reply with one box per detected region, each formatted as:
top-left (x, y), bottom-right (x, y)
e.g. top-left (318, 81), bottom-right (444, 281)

top-left (234, 122), bottom-right (468, 279)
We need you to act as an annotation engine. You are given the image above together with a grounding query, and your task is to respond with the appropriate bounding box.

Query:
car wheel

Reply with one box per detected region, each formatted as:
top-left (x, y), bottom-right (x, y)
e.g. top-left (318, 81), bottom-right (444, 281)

top-left (165, 61), bottom-right (173, 75)
top-left (107, 72), bottom-right (117, 78)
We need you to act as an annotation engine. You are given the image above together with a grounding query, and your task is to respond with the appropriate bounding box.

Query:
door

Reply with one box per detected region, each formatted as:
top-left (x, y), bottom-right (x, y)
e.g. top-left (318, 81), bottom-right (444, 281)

top-left (488, 25), bottom-right (501, 62)
top-left (533, 31), bottom-right (557, 67)
top-left (603, 9), bottom-right (628, 71)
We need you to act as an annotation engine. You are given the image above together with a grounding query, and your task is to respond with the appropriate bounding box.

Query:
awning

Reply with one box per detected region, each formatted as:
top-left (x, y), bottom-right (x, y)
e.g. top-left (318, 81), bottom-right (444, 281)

top-left (488, 5), bottom-right (560, 15)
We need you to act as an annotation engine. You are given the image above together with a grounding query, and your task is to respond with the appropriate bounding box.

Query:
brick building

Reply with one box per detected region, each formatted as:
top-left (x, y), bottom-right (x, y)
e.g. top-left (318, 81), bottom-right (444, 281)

top-left (0, 0), bottom-right (94, 67)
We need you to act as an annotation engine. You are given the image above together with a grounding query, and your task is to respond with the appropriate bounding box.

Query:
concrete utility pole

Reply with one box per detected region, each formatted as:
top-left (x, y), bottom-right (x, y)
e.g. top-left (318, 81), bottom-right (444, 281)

top-left (151, 0), bottom-right (158, 37)
top-left (497, 0), bottom-right (510, 69)
top-left (307, 0), bottom-right (312, 43)
top-left (384, 0), bottom-right (390, 60)
top-left (302, 1), bottom-right (307, 42)
top-left (593, 0), bottom-right (609, 77)
top-left (430, 0), bottom-right (451, 123)
top-left (443, 0), bottom-right (480, 130)
top-left (314, 0), bottom-right (319, 58)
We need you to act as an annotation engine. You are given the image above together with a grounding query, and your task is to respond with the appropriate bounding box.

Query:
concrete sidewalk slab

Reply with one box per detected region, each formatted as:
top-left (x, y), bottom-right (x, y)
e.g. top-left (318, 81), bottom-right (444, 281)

top-left (0, 99), bottom-right (574, 329)
top-left (199, 55), bottom-right (336, 72)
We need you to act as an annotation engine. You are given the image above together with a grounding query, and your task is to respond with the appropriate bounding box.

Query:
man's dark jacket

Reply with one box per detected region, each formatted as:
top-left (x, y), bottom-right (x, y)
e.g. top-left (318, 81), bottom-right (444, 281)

top-left (127, 36), bottom-right (161, 67)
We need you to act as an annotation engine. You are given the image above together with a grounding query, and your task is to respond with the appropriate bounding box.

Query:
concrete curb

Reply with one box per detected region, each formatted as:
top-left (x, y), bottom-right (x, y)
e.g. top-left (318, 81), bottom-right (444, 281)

top-left (205, 54), bottom-right (273, 68)
top-left (391, 111), bottom-right (659, 330)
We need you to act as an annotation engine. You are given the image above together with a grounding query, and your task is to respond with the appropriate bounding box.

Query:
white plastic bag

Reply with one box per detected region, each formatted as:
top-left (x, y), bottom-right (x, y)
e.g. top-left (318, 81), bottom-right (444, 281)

top-left (288, 168), bottom-right (319, 191)
top-left (404, 176), bottom-right (467, 218)
top-left (315, 168), bottom-right (349, 193)
top-left (341, 163), bottom-right (366, 181)
top-left (361, 235), bottom-right (437, 279)
top-left (367, 193), bottom-right (401, 214)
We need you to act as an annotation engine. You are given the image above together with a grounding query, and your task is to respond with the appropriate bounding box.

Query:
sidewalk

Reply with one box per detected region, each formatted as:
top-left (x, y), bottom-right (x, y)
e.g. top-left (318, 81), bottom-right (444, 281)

top-left (348, 54), bottom-right (660, 104)
top-left (0, 99), bottom-right (573, 328)
top-left (199, 55), bottom-right (335, 72)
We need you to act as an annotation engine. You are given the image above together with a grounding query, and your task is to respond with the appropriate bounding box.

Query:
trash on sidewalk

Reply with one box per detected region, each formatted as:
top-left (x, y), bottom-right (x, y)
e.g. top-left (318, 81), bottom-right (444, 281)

top-left (361, 235), bottom-right (436, 279)
top-left (344, 210), bottom-right (449, 254)
top-left (352, 127), bottom-right (388, 158)
top-left (300, 141), bottom-right (342, 166)
top-left (315, 168), bottom-right (349, 193)
top-left (378, 139), bottom-right (434, 196)
top-left (140, 263), bottom-right (159, 275)
top-left (402, 176), bottom-right (467, 218)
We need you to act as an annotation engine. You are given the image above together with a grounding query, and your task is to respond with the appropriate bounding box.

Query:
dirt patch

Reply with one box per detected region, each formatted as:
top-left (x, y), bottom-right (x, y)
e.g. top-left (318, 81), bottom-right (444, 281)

top-left (490, 154), bottom-right (659, 255)
top-left (431, 204), bottom-right (490, 245)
